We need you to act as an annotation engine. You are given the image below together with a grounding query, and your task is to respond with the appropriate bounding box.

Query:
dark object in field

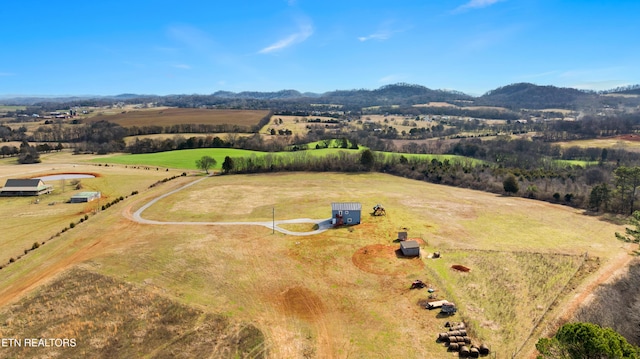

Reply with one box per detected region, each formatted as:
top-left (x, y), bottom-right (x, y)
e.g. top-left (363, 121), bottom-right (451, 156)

top-left (451, 264), bottom-right (471, 272)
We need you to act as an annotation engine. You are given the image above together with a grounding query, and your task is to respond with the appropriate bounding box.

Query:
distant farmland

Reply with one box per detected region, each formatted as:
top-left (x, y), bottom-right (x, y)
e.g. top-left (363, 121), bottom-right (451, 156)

top-left (85, 108), bottom-right (270, 129)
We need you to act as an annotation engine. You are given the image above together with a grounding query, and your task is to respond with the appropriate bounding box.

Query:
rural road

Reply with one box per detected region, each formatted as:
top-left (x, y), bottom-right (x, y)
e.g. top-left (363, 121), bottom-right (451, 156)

top-left (131, 175), bottom-right (333, 236)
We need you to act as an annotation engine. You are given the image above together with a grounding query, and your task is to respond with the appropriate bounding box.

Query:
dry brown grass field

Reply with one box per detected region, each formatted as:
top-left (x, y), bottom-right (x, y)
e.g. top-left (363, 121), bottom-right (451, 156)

top-left (122, 132), bottom-right (253, 145)
top-left (557, 135), bottom-right (640, 152)
top-left (0, 152), bottom-right (189, 271)
top-left (261, 115), bottom-right (342, 136)
top-left (0, 154), bottom-right (633, 359)
top-left (84, 108), bottom-right (270, 128)
top-left (0, 268), bottom-right (264, 358)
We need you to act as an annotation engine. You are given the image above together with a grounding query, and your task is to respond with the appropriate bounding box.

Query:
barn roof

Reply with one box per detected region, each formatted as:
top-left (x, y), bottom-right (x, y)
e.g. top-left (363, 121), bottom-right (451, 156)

top-left (71, 191), bottom-right (101, 199)
top-left (400, 240), bottom-right (420, 249)
top-left (3, 179), bottom-right (45, 188)
top-left (331, 202), bottom-right (362, 211)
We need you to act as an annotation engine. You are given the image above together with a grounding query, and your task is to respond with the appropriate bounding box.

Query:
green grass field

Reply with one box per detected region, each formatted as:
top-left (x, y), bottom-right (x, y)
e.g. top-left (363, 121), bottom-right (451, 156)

top-left (93, 148), bottom-right (482, 171)
top-left (0, 105), bottom-right (26, 114)
top-left (553, 159), bottom-right (599, 167)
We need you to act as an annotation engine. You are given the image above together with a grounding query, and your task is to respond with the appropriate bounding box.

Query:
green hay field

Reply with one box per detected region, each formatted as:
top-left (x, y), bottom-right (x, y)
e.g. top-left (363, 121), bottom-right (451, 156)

top-left (93, 148), bottom-right (481, 171)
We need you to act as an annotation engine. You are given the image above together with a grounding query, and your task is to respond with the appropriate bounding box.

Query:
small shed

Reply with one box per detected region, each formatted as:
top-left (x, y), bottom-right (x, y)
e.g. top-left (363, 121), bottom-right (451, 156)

top-left (70, 191), bottom-right (101, 203)
top-left (331, 202), bottom-right (361, 226)
top-left (0, 179), bottom-right (53, 196)
top-left (400, 240), bottom-right (420, 257)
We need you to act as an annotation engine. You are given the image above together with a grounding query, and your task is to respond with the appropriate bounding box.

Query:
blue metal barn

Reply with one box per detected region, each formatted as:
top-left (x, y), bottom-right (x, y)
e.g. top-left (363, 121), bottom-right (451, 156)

top-left (331, 202), bottom-right (361, 226)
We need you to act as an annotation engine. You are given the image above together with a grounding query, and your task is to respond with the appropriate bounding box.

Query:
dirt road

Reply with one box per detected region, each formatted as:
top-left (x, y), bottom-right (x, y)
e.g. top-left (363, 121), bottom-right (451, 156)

top-left (130, 175), bottom-right (333, 236)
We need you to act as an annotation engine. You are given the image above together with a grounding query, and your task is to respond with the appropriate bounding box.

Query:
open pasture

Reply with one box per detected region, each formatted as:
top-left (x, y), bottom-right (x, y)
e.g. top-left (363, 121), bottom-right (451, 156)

top-left (0, 267), bottom-right (265, 358)
top-left (557, 135), bottom-right (640, 152)
top-left (94, 147), bottom-right (481, 172)
top-left (84, 108), bottom-right (269, 129)
top-left (0, 158), bottom-right (629, 358)
top-left (0, 105), bottom-right (25, 115)
top-left (122, 132), bottom-right (252, 145)
top-left (0, 158), bottom-right (187, 269)
top-left (128, 172), bottom-right (624, 357)
top-left (261, 115), bottom-right (341, 136)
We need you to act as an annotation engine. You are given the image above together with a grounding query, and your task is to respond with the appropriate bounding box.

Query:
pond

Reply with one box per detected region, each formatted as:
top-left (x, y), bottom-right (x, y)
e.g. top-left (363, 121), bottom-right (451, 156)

top-left (36, 174), bottom-right (96, 181)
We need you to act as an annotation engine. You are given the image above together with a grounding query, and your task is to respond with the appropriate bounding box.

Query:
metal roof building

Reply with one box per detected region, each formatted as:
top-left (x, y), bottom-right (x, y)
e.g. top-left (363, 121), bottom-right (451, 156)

top-left (0, 179), bottom-right (53, 196)
top-left (400, 240), bottom-right (420, 257)
top-left (70, 191), bottom-right (101, 203)
top-left (331, 202), bottom-right (361, 226)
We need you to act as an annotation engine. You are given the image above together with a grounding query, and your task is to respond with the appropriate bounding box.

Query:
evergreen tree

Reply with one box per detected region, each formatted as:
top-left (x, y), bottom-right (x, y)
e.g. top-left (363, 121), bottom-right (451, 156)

top-left (503, 174), bottom-right (519, 195)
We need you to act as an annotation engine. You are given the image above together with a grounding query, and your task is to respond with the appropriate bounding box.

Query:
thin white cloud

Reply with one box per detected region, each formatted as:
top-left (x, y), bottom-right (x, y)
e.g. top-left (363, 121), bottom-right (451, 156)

top-left (173, 64), bottom-right (191, 69)
top-left (259, 20), bottom-right (313, 54)
top-left (358, 20), bottom-right (405, 42)
top-left (358, 31), bottom-right (391, 42)
top-left (454, 0), bottom-right (505, 13)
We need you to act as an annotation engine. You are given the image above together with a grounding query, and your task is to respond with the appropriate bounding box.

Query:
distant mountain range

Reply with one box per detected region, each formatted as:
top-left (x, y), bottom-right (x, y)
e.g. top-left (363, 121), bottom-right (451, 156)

top-left (2, 83), bottom-right (639, 110)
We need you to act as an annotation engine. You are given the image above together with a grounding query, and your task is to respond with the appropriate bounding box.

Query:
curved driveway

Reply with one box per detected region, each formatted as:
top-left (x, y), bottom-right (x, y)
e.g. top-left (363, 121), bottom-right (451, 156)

top-left (132, 176), bottom-right (332, 236)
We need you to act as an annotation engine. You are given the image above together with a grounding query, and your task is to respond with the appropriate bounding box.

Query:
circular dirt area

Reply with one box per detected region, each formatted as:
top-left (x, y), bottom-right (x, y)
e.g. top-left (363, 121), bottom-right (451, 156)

top-left (352, 243), bottom-right (425, 275)
top-left (280, 286), bottom-right (326, 322)
top-left (30, 172), bottom-right (102, 180)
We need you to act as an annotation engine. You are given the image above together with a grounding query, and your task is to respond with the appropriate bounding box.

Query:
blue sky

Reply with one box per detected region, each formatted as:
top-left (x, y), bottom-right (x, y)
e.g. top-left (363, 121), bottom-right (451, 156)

top-left (1, 0), bottom-right (639, 97)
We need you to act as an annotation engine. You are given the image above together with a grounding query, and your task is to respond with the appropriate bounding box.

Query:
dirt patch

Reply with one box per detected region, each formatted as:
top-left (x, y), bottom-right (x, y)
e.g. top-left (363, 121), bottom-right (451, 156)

top-left (280, 286), bottom-right (326, 322)
top-left (28, 171), bottom-right (103, 179)
top-left (618, 134), bottom-right (640, 142)
top-left (352, 244), bottom-right (424, 275)
top-left (452, 264), bottom-right (471, 272)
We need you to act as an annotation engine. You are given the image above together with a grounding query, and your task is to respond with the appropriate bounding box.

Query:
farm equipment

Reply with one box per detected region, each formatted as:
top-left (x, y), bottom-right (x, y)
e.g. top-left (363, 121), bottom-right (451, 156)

top-left (410, 279), bottom-right (427, 289)
top-left (426, 300), bottom-right (457, 315)
top-left (441, 302), bottom-right (457, 315)
top-left (372, 204), bottom-right (386, 216)
top-left (426, 300), bottom-right (449, 310)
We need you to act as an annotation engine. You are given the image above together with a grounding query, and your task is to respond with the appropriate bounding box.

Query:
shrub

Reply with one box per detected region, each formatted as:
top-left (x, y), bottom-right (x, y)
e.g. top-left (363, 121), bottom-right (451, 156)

top-left (24, 249), bottom-right (29, 255)
top-left (9, 258), bottom-right (15, 263)
top-left (84, 214), bottom-right (89, 220)
top-left (70, 222), bottom-right (75, 228)
top-left (31, 242), bottom-right (40, 250)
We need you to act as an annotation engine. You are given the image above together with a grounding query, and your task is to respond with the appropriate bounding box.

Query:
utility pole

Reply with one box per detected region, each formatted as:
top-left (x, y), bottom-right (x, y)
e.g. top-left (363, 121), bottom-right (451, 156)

top-left (272, 207), bottom-right (275, 234)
